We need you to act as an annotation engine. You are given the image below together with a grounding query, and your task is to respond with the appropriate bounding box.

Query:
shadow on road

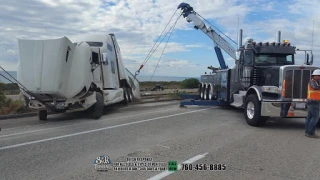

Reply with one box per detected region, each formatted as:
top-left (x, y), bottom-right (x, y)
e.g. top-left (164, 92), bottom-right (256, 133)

top-left (264, 118), bottom-right (306, 130)
top-left (45, 103), bottom-right (127, 122)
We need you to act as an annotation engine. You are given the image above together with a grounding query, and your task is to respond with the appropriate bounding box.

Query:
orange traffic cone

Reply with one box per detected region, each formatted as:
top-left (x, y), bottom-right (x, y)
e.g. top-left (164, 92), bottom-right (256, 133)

top-left (287, 103), bottom-right (294, 117)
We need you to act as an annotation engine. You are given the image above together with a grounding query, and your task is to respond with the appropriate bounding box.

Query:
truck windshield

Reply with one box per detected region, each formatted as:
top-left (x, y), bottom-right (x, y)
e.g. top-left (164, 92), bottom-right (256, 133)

top-left (255, 54), bottom-right (293, 65)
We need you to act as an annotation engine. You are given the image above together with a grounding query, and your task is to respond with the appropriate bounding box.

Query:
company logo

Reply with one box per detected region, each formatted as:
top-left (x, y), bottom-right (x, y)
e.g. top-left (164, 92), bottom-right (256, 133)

top-left (94, 155), bottom-right (112, 171)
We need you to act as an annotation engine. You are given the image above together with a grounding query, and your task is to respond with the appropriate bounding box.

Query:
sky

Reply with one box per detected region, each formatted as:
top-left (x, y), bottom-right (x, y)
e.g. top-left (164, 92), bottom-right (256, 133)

top-left (0, 0), bottom-right (319, 78)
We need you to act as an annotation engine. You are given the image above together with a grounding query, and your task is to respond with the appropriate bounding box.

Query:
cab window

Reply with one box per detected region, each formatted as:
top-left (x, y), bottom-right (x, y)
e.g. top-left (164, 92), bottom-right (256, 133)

top-left (244, 50), bottom-right (253, 65)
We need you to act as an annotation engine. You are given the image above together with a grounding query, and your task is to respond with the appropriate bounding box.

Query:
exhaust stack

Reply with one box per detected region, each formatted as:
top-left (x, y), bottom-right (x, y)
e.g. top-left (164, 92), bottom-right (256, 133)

top-left (277, 31), bottom-right (281, 43)
top-left (238, 29), bottom-right (243, 49)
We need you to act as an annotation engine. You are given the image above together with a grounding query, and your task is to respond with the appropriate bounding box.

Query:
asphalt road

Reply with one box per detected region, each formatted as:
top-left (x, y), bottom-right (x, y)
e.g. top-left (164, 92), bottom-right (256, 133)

top-left (0, 101), bottom-right (319, 180)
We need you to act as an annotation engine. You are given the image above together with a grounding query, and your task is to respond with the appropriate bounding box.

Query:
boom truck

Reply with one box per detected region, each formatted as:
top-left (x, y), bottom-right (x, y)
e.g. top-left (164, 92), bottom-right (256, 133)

top-left (178, 3), bottom-right (319, 127)
top-left (17, 34), bottom-right (140, 120)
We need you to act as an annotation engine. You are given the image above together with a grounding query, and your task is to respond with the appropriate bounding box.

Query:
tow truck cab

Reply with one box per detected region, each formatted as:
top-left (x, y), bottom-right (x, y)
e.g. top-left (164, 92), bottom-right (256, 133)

top-left (232, 38), bottom-right (318, 122)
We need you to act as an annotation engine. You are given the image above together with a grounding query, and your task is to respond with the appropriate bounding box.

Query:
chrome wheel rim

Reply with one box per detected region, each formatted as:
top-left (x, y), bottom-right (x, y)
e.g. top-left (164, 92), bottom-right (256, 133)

top-left (247, 102), bottom-right (255, 119)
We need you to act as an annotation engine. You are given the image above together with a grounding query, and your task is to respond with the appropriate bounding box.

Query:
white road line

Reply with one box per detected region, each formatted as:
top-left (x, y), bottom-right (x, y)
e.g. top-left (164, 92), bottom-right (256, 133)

top-left (148, 152), bottom-right (209, 180)
top-left (1, 105), bottom-right (180, 131)
top-left (0, 108), bottom-right (180, 136)
top-left (0, 108), bottom-right (210, 151)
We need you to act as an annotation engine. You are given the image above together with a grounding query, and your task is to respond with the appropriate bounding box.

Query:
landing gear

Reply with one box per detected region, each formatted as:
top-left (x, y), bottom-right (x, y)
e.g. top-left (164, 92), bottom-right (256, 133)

top-left (244, 94), bottom-right (267, 127)
top-left (38, 110), bottom-right (47, 121)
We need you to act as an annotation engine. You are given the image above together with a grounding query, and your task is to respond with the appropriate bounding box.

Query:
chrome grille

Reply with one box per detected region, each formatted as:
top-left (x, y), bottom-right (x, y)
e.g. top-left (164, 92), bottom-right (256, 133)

top-left (283, 69), bottom-right (311, 99)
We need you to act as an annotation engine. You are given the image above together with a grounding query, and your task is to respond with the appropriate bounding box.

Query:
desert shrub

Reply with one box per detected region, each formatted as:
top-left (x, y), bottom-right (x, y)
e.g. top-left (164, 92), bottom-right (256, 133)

top-left (180, 78), bottom-right (200, 89)
top-left (0, 90), bottom-right (34, 115)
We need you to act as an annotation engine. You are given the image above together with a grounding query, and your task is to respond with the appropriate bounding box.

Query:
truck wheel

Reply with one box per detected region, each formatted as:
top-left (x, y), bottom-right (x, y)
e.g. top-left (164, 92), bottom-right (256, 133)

top-left (206, 86), bottom-right (211, 100)
top-left (90, 92), bottom-right (104, 119)
top-left (201, 86), bottom-right (206, 100)
top-left (199, 85), bottom-right (202, 99)
top-left (38, 110), bottom-right (47, 120)
top-left (122, 88), bottom-right (129, 105)
top-left (317, 119), bottom-right (320, 127)
top-left (127, 88), bottom-right (133, 103)
top-left (244, 94), bottom-right (267, 127)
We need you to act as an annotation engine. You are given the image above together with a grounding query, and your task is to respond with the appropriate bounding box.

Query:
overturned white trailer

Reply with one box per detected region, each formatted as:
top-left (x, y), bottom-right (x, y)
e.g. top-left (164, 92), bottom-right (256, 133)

top-left (17, 33), bottom-right (140, 120)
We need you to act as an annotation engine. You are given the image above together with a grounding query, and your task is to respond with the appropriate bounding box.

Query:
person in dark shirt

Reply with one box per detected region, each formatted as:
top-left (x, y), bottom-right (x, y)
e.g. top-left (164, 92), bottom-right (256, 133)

top-left (305, 69), bottom-right (320, 138)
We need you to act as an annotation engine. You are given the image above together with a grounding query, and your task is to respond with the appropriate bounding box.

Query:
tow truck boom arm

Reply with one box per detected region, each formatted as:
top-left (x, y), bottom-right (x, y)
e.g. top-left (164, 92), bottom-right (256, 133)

top-left (178, 3), bottom-right (237, 69)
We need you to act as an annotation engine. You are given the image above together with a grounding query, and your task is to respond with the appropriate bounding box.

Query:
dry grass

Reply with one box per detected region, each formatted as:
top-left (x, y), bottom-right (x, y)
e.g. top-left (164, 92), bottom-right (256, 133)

top-left (0, 98), bottom-right (35, 116)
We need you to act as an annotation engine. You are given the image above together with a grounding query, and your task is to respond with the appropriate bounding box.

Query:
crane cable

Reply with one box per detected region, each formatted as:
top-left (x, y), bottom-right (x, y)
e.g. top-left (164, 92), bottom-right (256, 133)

top-left (0, 74), bottom-right (29, 96)
top-left (195, 12), bottom-right (238, 45)
top-left (134, 9), bottom-right (179, 77)
top-left (0, 66), bottom-right (29, 93)
top-left (0, 66), bottom-right (38, 103)
top-left (149, 14), bottom-right (181, 81)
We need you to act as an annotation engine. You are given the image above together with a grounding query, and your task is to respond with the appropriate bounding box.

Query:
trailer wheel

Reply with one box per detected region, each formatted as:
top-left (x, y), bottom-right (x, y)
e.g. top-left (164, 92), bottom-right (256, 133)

top-left (90, 92), bottom-right (104, 119)
top-left (244, 94), bottom-right (267, 127)
top-left (38, 110), bottom-right (47, 121)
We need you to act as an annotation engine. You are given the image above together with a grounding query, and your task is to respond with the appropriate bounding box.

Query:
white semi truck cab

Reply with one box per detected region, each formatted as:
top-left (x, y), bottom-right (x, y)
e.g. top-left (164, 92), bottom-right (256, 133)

top-left (17, 33), bottom-right (140, 120)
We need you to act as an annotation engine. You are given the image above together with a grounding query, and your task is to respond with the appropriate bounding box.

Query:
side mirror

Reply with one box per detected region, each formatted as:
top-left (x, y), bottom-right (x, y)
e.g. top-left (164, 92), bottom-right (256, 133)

top-left (305, 53), bottom-right (309, 65)
top-left (102, 53), bottom-right (108, 65)
top-left (306, 53), bottom-right (314, 65)
top-left (310, 53), bottom-right (314, 65)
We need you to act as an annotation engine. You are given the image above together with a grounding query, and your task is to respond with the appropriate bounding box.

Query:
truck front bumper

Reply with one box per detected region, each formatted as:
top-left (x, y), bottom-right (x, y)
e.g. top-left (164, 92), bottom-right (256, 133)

top-left (261, 101), bottom-right (307, 117)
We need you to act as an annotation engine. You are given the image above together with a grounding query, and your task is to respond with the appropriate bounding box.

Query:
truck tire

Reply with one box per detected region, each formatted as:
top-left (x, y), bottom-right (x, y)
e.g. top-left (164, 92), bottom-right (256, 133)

top-left (128, 87), bottom-right (133, 103)
top-left (90, 92), bottom-right (104, 119)
top-left (38, 110), bottom-right (47, 120)
top-left (244, 94), bottom-right (267, 127)
top-left (317, 119), bottom-right (320, 127)
top-left (122, 88), bottom-right (129, 105)
top-left (201, 86), bottom-right (206, 100)
top-left (199, 85), bottom-right (203, 99)
top-left (206, 86), bottom-right (211, 100)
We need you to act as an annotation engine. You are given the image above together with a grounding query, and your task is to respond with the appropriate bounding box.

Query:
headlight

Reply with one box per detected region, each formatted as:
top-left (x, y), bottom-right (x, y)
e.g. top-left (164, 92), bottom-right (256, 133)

top-left (261, 86), bottom-right (281, 94)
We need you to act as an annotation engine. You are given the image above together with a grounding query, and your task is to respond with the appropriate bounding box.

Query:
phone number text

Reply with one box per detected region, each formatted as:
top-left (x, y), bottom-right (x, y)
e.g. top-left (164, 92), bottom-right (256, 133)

top-left (181, 164), bottom-right (226, 171)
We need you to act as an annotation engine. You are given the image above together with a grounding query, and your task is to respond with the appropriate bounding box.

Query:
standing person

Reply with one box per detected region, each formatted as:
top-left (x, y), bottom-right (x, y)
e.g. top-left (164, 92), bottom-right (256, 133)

top-left (306, 69), bottom-right (320, 138)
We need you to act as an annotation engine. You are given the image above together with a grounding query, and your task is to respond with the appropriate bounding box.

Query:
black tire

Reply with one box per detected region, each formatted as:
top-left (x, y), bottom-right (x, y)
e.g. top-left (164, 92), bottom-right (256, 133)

top-left (38, 110), bottom-right (47, 121)
top-left (206, 86), bottom-right (211, 100)
top-left (127, 88), bottom-right (133, 103)
top-left (122, 87), bottom-right (129, 105)
top-left (317, 119), bottom-right (320, 127)
top-left (244, 94), bottom-right (267, 127)
top-left (201, 86), bottom-right (206, 100)
top-left (199, 85), bottom-right (202, 98)
top-left (90, 92), bottom-right (104, 119)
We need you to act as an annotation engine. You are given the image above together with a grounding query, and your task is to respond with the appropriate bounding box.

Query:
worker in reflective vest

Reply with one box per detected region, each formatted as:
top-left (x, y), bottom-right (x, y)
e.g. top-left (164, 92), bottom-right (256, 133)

top-left (305, 69), bottom-right (320, 138)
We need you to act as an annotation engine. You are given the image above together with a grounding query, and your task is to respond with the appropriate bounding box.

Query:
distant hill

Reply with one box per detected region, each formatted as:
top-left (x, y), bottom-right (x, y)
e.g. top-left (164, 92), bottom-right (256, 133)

top-left (0, 71), bottom-right (199, 83)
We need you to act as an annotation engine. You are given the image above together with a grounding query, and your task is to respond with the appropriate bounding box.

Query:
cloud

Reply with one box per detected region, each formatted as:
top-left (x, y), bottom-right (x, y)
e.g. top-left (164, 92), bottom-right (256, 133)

top-left (0, 0), bottom-right (319, 78)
